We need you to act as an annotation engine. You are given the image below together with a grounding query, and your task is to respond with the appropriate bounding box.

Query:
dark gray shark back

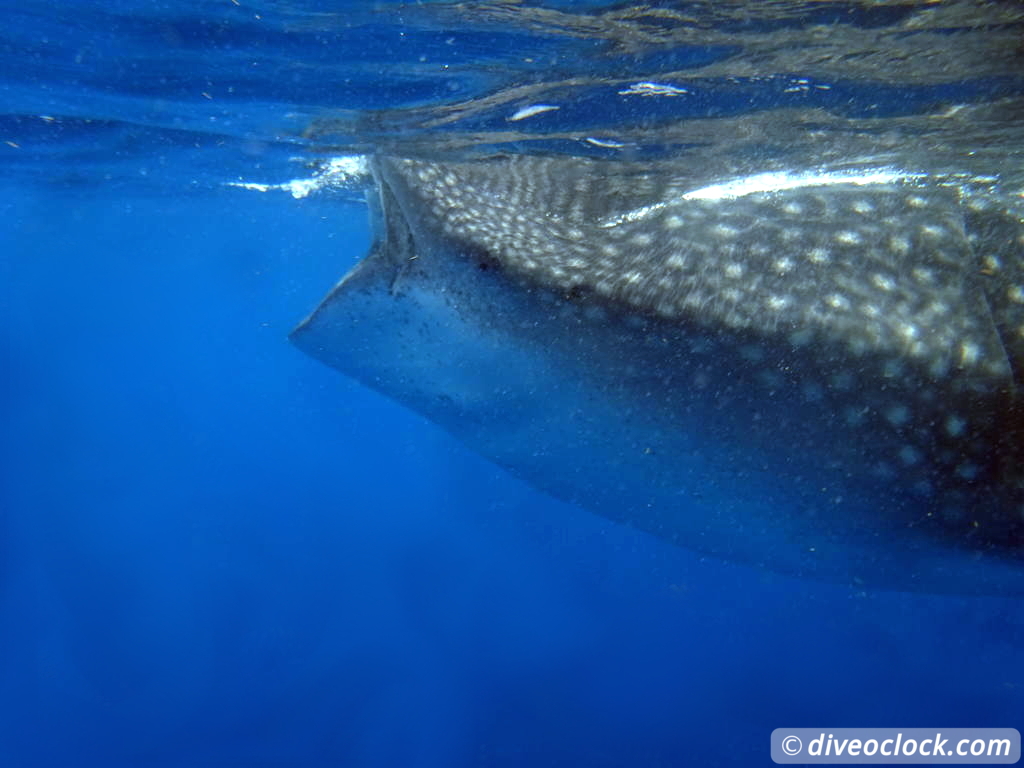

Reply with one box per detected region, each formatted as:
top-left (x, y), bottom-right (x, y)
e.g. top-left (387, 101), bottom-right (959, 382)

top-left (294, 153), bottom-right (1024, 594)
top-left (387, 155), bottom-right (1018, 376)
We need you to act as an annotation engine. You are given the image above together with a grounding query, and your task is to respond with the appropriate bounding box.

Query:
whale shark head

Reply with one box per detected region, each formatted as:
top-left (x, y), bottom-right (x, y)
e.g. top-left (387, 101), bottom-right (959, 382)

top-left (292, 153), bottom-right (1024, 595)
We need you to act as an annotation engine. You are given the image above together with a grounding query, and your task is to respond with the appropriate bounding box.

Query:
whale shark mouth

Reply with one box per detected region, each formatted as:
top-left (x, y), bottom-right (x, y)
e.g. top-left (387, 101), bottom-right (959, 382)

top-left (292, 153), bottom-right (1024, 595)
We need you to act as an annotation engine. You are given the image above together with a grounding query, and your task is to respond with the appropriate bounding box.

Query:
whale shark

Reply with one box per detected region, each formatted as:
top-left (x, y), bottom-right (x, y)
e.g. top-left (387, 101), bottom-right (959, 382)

top-left (292, 153), bottom-right (1024, 595)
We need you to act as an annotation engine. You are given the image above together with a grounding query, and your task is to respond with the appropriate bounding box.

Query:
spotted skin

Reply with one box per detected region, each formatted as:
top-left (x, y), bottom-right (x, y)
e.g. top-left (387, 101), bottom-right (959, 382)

top-left (293, 154), bottom-right (1024, 595)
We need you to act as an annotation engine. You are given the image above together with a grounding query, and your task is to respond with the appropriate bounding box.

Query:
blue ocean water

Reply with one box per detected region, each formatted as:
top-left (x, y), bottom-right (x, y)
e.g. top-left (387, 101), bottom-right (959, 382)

top-left (1, 2), bottom-right (1022, 766)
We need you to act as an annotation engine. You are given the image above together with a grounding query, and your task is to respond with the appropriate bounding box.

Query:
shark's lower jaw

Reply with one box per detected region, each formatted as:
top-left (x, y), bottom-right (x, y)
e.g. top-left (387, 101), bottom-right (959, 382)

top-left (292, 154), bottom-right (1024, 596)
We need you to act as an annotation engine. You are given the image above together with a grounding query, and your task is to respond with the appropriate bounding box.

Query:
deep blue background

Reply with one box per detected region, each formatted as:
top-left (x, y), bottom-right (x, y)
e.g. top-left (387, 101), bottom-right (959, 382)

top-left (1, 181), bottom-right (1021, 767)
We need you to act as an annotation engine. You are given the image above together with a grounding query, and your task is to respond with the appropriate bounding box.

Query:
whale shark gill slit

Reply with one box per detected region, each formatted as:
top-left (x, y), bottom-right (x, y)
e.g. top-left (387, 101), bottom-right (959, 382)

top-left (292, 154), bottom-right (1024, 595)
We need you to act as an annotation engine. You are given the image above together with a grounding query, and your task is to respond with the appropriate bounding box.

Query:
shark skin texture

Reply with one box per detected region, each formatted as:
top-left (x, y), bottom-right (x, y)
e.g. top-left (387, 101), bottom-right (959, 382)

top-left (292, 154), bottom-right (1024, 596)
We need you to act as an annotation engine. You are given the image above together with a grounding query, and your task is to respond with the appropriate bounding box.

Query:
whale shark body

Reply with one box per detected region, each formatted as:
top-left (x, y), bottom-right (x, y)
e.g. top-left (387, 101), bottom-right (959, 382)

top-left (292, 154), bottom-right (1024, 595)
